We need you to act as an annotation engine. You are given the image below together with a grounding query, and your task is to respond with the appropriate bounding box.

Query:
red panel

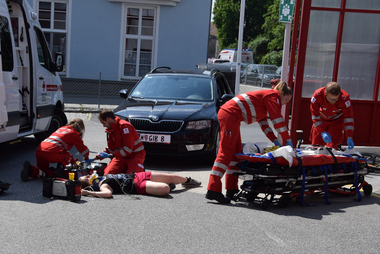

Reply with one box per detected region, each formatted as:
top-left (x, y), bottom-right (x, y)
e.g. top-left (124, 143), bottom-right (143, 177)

top-left (375, 104), bottom-right (380, 144)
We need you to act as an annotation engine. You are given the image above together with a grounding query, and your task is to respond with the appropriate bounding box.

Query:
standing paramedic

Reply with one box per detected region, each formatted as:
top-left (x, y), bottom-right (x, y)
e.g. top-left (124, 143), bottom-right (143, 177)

top-left (206, 81), bottom-right (293, 204)
top-left (97, 109), bottom-right (145, 175)
top-left (310, 82), bottom-right (354, 150)
top-left (21, 118), bottom-right (89, 181)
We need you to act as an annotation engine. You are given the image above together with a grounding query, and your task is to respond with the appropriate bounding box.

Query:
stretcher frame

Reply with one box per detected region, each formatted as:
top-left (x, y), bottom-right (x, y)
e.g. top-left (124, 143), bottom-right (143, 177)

top-left (233, 152), bottom-right (373, 210)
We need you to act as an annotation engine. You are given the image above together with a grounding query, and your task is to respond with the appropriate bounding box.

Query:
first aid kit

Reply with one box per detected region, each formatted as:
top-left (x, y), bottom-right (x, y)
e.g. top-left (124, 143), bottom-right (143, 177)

top-left (43, 177), bottom-right (81, 202)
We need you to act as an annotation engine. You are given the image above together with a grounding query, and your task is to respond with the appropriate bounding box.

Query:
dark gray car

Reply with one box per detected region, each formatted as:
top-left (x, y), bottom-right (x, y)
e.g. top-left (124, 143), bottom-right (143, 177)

top-left (241, 64), bottom-right (278, 87)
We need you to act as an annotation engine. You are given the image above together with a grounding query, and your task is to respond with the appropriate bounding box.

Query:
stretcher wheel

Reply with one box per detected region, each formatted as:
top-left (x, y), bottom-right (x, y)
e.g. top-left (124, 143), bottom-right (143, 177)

top-left (363, 184), bottom-right (373, 196)
top-left (278, 194), bottom-right (292, 208)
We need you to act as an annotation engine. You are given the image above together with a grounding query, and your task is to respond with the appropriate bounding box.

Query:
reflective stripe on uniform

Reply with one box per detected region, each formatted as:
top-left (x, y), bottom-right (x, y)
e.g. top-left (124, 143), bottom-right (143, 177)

top-left (344, 118), bottom-right (354, 123)
top-left (272, 117), bottom-right (284, 125)
top-left (213, 161), bottom-right (228, 171)
top-left (233, 97), bottom-right (248, 123)
top-left (241, 93), bottom-right (257, 123)
top-left (345, 126), bottom-right (354, 131)
top-left (210, 169), bottom-right (224, 178)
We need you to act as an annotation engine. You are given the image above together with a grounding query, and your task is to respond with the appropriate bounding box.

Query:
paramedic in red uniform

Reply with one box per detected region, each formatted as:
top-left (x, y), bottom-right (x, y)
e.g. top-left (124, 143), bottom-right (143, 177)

top-left (310, 82), bottom-right (354, 150)
top-left (206, 81), bottom-right (293, 204)
top-left (21, 118), bottom-right (89, 181)
top-left (97, 109), bottom-right (145, 175)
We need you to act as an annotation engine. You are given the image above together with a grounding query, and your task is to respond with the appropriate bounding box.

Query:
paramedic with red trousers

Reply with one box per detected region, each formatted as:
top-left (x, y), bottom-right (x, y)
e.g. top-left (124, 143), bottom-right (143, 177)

top-left (97, 109), bottom-right (145, 175)
top-left (206, 81), bottom-right (293, 204)
top-left (310, 82), bottom-right (354, 150)
top-left (21, 118), bottom-right (89, 181)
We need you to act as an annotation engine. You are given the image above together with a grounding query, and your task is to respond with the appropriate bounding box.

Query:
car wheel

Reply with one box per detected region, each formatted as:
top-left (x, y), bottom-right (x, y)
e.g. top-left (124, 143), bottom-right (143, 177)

top-left (34, 108), bottom-right (67, 142)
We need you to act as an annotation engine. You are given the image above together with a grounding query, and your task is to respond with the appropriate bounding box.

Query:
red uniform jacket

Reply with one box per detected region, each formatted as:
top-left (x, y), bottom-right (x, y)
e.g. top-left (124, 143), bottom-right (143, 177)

top-left (39, 126), bottom-right (89, 159)
top-left (222, 89), bottom-right (291, 143)
top-left (310, 87), bottom-right (354, 138)
top-left (103, 117), bottom-right (145, 159)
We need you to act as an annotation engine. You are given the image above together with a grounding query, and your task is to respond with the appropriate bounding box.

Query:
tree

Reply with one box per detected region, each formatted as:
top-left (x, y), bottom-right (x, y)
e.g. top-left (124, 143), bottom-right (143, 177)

top-left (213, 0), bottom-right (273, 50)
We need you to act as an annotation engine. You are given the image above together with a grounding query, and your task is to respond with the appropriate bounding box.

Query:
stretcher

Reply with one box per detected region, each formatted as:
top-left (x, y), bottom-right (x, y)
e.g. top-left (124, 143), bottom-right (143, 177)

top-left (232, 146), bottom-right (373, 210)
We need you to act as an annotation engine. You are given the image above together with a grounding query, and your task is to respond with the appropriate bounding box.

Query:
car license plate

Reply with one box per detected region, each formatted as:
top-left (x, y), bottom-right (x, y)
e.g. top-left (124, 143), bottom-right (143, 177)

top-left (139, 133), bottom-right (171, 144)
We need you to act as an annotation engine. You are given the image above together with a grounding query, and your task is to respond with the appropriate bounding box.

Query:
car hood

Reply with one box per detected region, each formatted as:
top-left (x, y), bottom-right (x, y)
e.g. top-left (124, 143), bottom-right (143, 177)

top-left (115, 99), bottom-right (215, 120)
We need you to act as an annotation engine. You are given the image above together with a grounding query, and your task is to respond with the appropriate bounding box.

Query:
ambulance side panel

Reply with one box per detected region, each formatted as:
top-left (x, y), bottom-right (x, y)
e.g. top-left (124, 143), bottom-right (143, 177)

top-left (0, 0), bottom-right (65, 144)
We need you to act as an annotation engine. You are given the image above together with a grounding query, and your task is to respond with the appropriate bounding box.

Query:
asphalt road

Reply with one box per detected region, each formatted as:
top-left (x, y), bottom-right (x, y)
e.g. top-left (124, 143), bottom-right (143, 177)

top-left (1, 112), bottom-right (380, 253)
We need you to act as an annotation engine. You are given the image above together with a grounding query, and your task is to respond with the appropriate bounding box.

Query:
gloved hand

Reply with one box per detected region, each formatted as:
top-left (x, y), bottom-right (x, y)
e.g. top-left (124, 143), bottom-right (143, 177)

top-left (347, 138), bottom-right (354, 150)
top-left (82, 158), bottom-right (95, 164)
top-left (321, 132), bottom-right (332, 143)
top-left (273, 140), bottom-right (282, 147)
top-left (286, 140), bottom-right (293, 148)
top-left (97, 152), bottom-right (110, 159)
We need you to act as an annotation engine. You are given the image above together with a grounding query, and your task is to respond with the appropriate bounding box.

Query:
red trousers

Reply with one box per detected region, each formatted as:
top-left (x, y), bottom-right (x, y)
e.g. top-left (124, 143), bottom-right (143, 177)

top-left (31, 150), bottom-right (73, 178)
top-left (207, 109), bottom-right (242, 193)
top-left (103, 153), bottom-right (145, 175)
top-left (310, 119), bottom-right (344, 149)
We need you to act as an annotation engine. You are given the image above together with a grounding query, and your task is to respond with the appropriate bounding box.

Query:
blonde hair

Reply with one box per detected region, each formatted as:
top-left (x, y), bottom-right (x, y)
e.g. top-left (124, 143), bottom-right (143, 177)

top-left (67, 118), bottom-right (85, 138)
top-left (274, 81), bottom-right (292, 96)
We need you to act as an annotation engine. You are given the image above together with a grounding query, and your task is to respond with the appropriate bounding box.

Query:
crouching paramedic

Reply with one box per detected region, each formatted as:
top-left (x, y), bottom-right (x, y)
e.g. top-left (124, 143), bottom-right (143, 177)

top-left (21, 118), bottom-right (89, 181)
top-left (310, 82), bottom-right (355, 150)
top-left (206, 81), bottom-right (293, 204)
top-left (97, 109), bottom-right (145, 175)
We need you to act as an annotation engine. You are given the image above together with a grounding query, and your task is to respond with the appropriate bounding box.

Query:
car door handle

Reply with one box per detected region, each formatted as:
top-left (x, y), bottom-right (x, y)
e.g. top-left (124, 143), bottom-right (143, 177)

top-left (39, 76), bottom-right (44, 80)
top-left (12, 76), bottom-right (18, 80)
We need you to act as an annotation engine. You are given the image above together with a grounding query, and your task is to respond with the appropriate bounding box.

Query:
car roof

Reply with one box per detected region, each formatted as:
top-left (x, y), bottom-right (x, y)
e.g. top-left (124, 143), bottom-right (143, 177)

top-left (147, 67), bottom-right (224, 79)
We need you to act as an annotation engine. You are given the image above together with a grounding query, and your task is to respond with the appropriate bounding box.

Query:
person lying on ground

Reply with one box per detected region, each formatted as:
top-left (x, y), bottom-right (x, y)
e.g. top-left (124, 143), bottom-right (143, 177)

top-left (79, 171), bottom-right (201, 198)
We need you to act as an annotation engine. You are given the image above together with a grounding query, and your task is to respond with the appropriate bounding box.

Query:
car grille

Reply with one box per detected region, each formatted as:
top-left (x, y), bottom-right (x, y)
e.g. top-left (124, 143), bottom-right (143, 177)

top-left (130, 118), bottom-right (184, 133)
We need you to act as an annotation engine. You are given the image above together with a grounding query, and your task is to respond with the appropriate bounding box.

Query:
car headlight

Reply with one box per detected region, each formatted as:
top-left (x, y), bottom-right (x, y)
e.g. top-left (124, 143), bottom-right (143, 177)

top-left (117, 115), bottom-right (129, 121)
top-left (186, 120), bottom-right (211, 130)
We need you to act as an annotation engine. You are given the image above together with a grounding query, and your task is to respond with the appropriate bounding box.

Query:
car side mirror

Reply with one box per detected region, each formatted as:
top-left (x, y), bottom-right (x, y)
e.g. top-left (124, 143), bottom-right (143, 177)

top-left (119, 89), bottom-right (129, 99)
top-left (221, 94), bottom-right (234, 104)
top-left (54, 52), bottom-right (63, 72)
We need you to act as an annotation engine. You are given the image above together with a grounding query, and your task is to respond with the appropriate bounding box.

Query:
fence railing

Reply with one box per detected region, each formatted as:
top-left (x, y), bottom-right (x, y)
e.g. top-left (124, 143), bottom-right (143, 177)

top-left (62, 73), bottom-right (139, 112)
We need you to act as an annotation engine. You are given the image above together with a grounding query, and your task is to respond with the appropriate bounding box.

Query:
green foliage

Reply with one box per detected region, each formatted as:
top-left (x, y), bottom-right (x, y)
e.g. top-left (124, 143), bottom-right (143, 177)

top-left (262, 0), bottom-right (285, 51)
top-left (248, 35), bottom-right (269, 64)
top-left (213, 0), bottom-right (273, 49)
top-left (261, 50), bottom-right (283, 66)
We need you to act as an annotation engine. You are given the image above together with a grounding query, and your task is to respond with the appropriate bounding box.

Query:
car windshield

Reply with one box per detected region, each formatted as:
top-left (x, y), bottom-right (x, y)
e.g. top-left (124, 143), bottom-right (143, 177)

top-left (130, 75), bottom-right (214, 101)
top-left (258, 66), bottom-right (277, 74)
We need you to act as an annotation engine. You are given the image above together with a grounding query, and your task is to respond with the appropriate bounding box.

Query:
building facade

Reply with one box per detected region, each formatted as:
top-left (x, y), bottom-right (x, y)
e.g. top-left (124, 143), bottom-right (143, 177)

top-left (28, 0), bottom-right (212, 80)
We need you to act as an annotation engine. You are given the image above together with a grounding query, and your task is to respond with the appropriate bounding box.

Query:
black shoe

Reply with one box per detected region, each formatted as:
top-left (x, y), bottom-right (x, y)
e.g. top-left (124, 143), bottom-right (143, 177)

top-left (205, 190), bottom-right (231, 204)
top-left (169, 183), bottom-right (176, 191)
top-left (226, 189), bottom-right (240, 200)
top-left (54, 162), bottom-right (66, 178)
top-left (21, 161), bottom-right (32, 182)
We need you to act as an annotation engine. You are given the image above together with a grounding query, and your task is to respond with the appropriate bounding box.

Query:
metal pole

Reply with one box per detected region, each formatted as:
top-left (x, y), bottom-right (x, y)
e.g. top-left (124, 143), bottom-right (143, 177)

top-left (98, 72), bottom-right (101, 109)
top-left (235, 0), bottom-right (246, 95)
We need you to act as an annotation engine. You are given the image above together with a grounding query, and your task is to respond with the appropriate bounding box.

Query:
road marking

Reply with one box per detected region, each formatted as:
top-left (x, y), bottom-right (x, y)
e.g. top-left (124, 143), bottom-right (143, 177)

top-left (87, 113), bottom-right (92, 121)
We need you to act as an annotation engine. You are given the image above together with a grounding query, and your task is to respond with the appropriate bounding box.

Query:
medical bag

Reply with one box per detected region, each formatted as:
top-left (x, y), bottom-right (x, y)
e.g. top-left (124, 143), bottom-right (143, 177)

top-left (43, 177), bottom-right (81, 202)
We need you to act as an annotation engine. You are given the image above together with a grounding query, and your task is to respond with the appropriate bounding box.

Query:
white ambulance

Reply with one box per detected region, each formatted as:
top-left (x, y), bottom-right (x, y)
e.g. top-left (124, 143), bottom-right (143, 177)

top-left (0, 0), bottom-right (66, 144)
top-left (218, 48), bottom-right (253, 64)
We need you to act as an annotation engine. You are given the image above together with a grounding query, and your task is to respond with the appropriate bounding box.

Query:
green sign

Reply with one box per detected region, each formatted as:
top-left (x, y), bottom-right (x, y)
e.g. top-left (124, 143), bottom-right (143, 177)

top-left (279, 0), bottom-right (295, 23)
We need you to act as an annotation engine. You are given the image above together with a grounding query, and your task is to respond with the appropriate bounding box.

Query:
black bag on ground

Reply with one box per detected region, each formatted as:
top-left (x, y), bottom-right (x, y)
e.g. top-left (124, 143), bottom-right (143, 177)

top-left (43, 177), bottom-right (81, 202)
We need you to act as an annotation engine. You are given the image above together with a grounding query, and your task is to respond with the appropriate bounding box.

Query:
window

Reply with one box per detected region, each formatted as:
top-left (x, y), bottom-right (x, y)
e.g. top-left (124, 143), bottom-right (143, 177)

top-left (38, 1), bottom-right (67, 71)
top-left (123, 7), bottom-right (155, 78)
top-left (34, 27), bottom-right (53, 72)
top-left (0, 16), bottom-right (14, 71)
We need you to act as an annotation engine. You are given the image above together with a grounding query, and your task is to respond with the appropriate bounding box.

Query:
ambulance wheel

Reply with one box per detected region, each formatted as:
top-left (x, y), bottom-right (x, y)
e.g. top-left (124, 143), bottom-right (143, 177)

top-left (34, 109), bottom-right (67, 142)
top-left (363, 184), bottom-right (372, 196)
top-left (278, 194), bottom-right (292, 208)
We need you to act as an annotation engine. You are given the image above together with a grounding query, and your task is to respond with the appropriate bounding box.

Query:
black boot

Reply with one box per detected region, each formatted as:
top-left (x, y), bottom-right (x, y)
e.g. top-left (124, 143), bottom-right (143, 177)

top-left (205, 190), bottom-right (231, 204)
top-left (226, 189), bottom-right (240, 200)
top-left (54, 162), bottom-right (66, 178)
top-left (20, 161), bottom-right (33, 182)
